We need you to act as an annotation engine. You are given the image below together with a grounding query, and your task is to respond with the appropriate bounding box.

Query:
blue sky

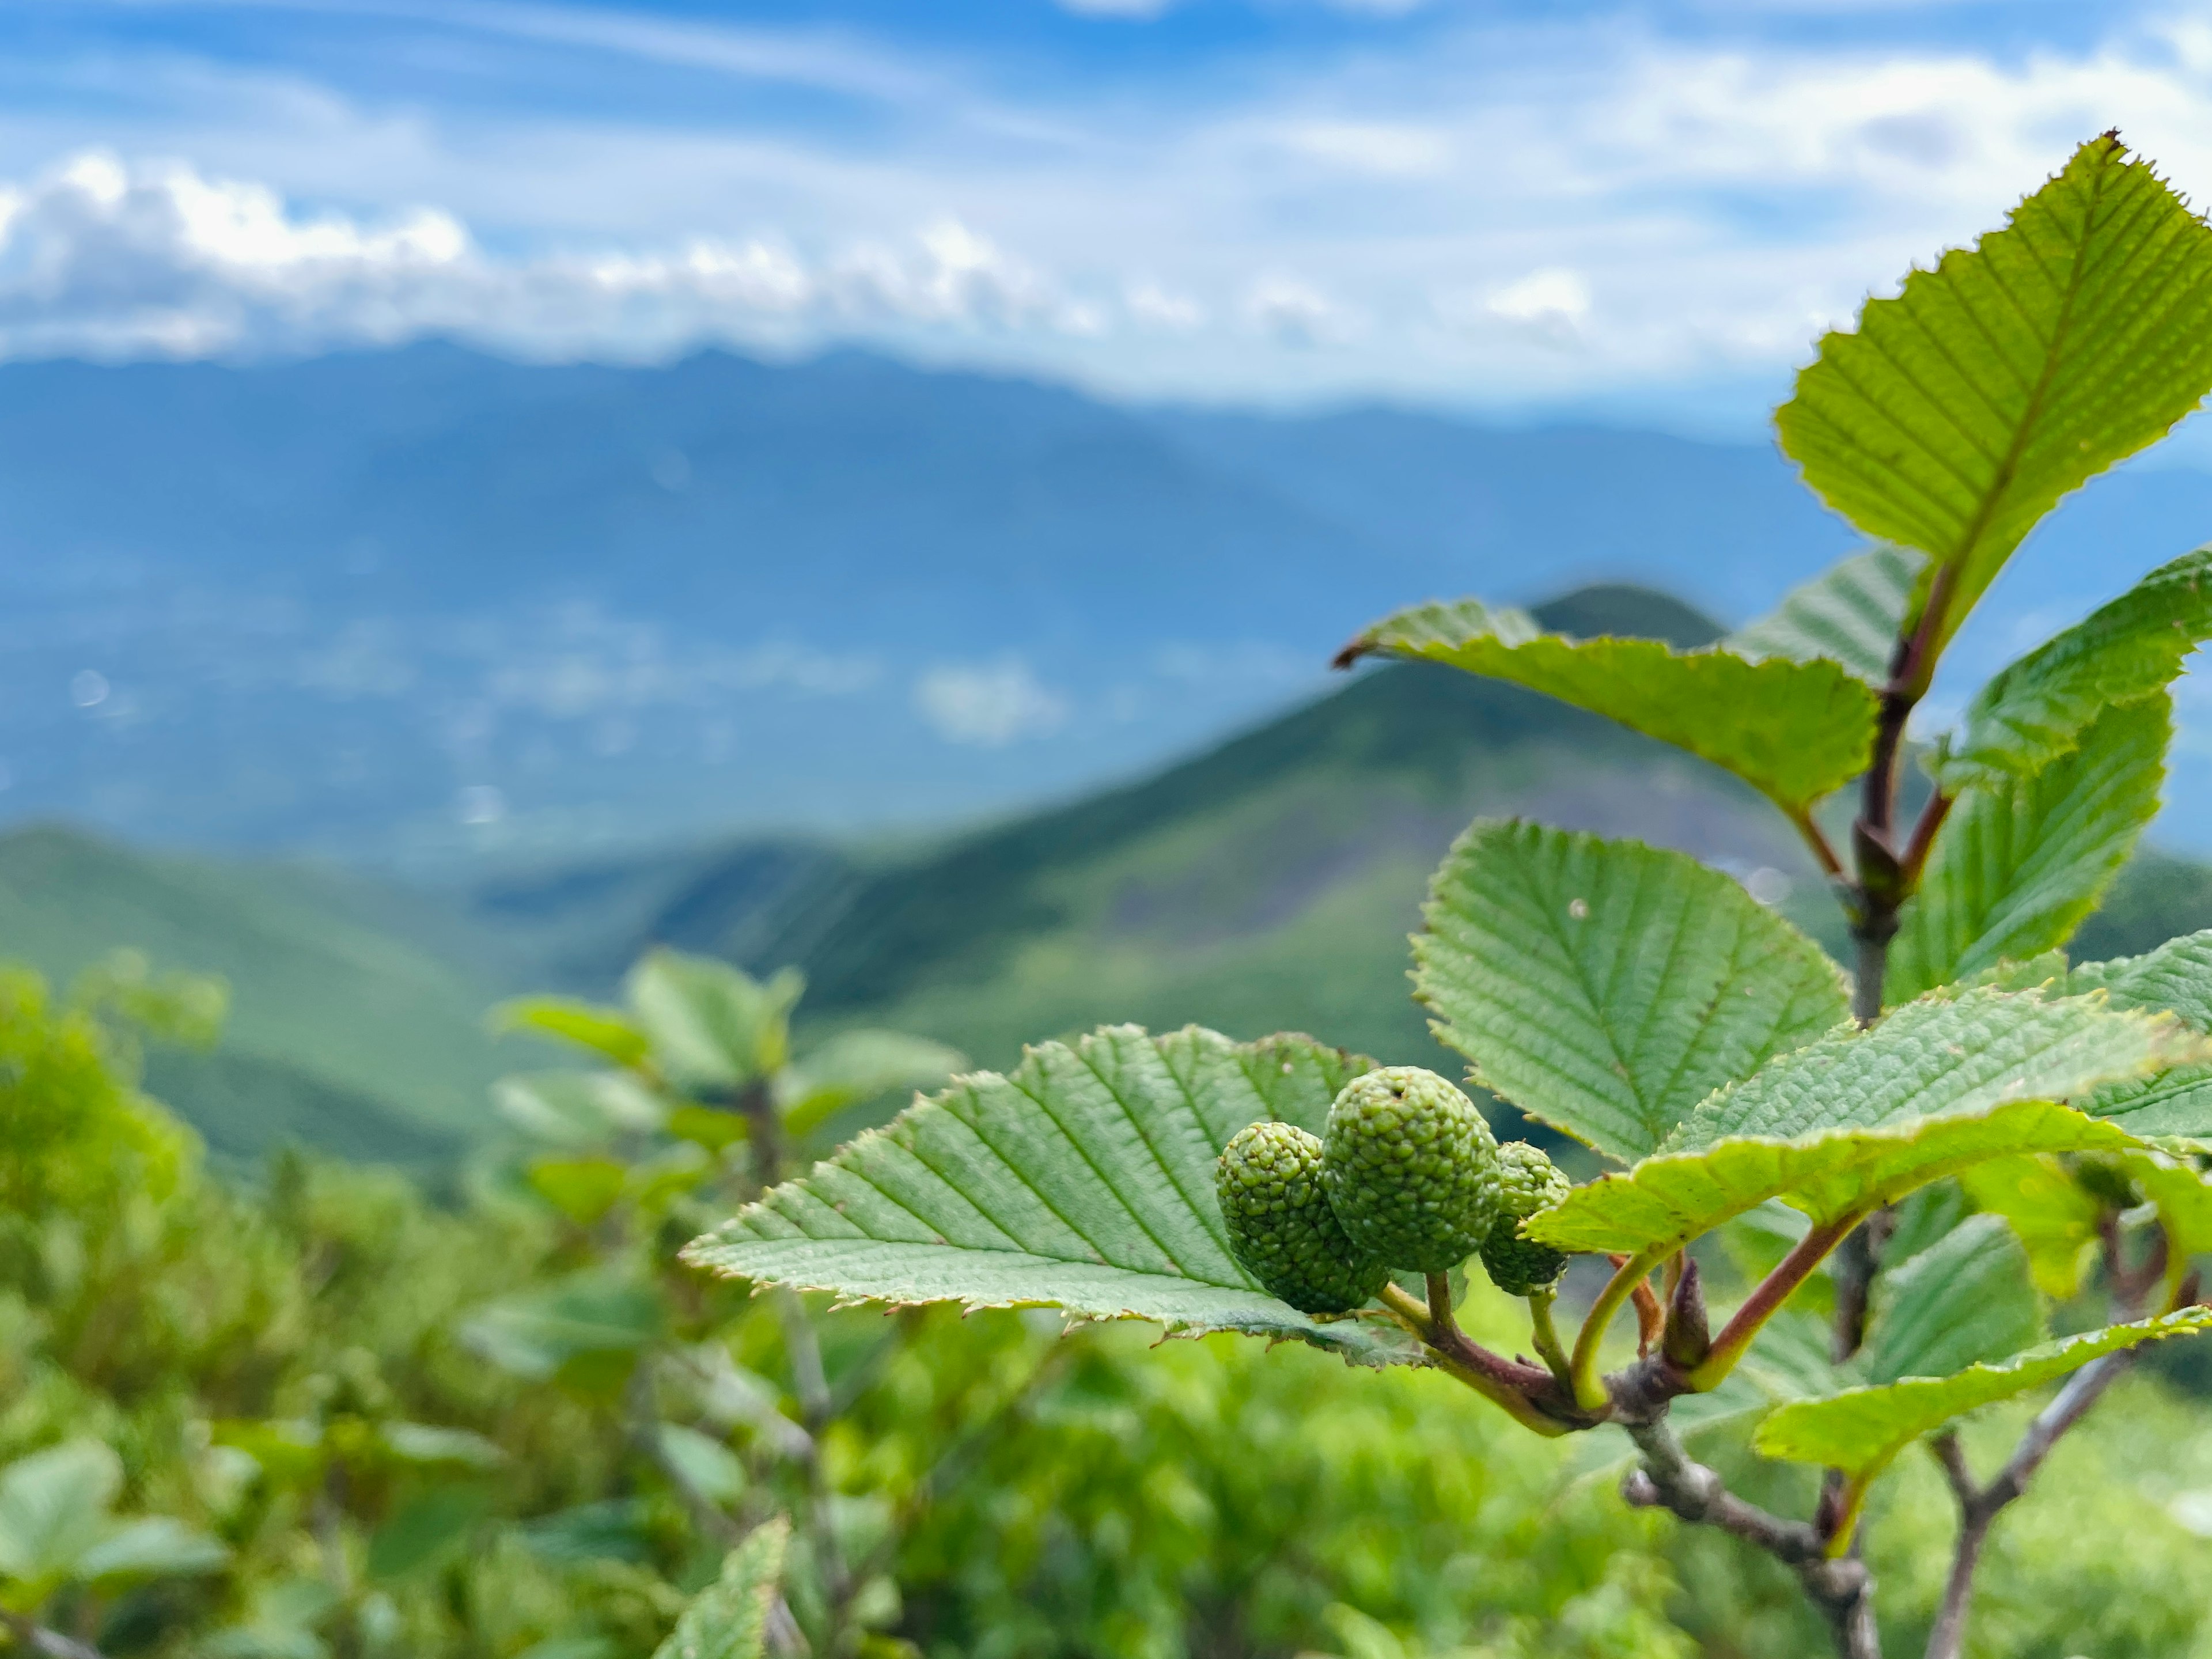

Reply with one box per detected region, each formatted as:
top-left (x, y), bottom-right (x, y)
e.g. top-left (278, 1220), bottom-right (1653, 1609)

top-left (0, 1), bottom-right (2207, 427)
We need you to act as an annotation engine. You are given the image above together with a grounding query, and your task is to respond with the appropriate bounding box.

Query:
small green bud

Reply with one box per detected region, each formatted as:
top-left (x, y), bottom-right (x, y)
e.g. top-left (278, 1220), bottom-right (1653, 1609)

top-left (1217, 1122), bottom-right (1389, 1315)
top-left (1479, 1141), bottom-right (1573, 1295)
top-left (1321, 1066), bottom-right (1500, 1274)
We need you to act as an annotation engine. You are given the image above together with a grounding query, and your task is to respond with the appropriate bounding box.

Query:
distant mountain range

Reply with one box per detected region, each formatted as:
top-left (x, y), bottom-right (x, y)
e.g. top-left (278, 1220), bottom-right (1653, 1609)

top-left (10, 340), bottom-right (2209, 864)
top-left (16, 584), bottom-right (2211, 1167)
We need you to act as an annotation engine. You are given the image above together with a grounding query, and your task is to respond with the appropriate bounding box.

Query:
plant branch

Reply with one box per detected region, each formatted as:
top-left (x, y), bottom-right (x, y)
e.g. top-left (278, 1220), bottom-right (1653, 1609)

top-left (1690, 1216), bottom-right (1857, 1391)
top-left (1620, 1416), bottom-right (1880, 1658)
top-left (1527, 1287), bottom-right (1573, 1387)
top-left (1379, 1281), bottom-right (1569, 1435)
top-left (1573, 1248), bottom-right (1665, 1410)
top-left (1791, 808), bottom-right (1847, 882)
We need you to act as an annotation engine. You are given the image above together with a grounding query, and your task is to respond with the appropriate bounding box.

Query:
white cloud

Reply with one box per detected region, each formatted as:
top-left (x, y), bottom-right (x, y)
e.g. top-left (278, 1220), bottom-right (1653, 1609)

top-left (7, 6), bottom-right (2212, 415)
top-left (914, 660), bottom-right (1069, 746)
top-left (1243, 274), bottom-right (1357, 345)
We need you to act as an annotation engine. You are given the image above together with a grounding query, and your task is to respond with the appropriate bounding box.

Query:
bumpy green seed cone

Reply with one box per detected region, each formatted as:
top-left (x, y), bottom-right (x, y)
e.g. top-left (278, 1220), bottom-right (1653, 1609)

top-left (1217, 1122), bottom-right (1389, 1315)
top-left (1320, 1066), bottom-right (1499, 1274)
top-left (1479, 1141), bottom-right (1573, 1295)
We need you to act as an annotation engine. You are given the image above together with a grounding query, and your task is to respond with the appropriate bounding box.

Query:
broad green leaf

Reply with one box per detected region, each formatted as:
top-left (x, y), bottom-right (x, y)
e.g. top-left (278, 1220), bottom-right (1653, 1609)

top-left (1864, 1213), bottom-right (2044, 1385)
top-left (627, 950), bottom-right (804, 1094)
top-left (1670, 986), bottom-right (2193, 1150)
top-left (1958, 1156), bottom-right (2103, 1297)
top-left (777, 1028), bottom-right (966, 1139)
top-left (1883, 1179), bottom-right (1973, 1266)
top-left (1728, 544), bottom-right (1927, 685)
top-left (1338, 600), bottom-right (1876, 815)
top-left (1940, 550), bottom-right (2212, 790)
top-left (2014, 931), bottom-right (2212, 1132)
top-left (377, 1422), bottom-right (507, 1471)
top-left (655, 1425), bottom-right (747, 1506)
top-left (493, 997), bottom-right (651, 1068)
top-left (1755, 1307), bottom-right (2212, 1478)
top-left (2119, 1148), bottom-right (2212, 1260)
top-left (74, 1517), bottom-right (229, 1584)
top-left (1529, 1100), bottom-right (2139, 1257)
top-left (367, 1486), bottom-right (488, 1582)
top-left (1777, 134), bottom-right (2212, 655)
top-left (653, 1518), bottom-right (790, 1659)
top-left (459, 1272), bottom-right (662, 1382)
top-left (494, 1071), bottom-right (665, 1148)
top-left (0, 1441), bottom-right (120, 1590)
top-left (527, 1156), bottom-right (630, 1226)
top-left (2072, 930), bottom-right (2212, 1028)
top-left (519, 1501), bottom-right (653, 1565)
top-left (1888, 695), bottom-right (2170, 1003)
top-left (685, 1027), bottom-right (1418, 1365)
top-left (1416, 821), bottom-right (1849, 1161)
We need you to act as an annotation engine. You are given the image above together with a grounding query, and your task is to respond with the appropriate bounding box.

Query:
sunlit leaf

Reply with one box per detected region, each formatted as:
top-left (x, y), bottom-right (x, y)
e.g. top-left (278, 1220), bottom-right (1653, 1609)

top-left (1417, 821), bottom-right (1847, 1161)
top-left (1940, 549), bottom-right (2212, 789)
top-left (686, 1027), bottom-right (1419, 1366)
top-left (1728, 544), bottom-right (1926, 685)
top-left (1528, 1099), bottom-right (2138, 1256)
top-left (1755, 1308), bottom-right (2212, 1478)
top-left (1888, 695), bottom-right (2169, 1003)
top-left (74, 1517), bottom-right (229, 1585)
top-left (1338, 599), bottom-right (1876, 815)
top-left (493, 997), bottom-right (650, 1068)
top-left (1778, 134), bottom-right (2212, 654)
top-left (777, 1028), bottom-right (965, 1139)
top-left (627, 950), bottom-right (802, 1094)
top-left (459, 1273), bottom-right (662, 1383)
top-left (1669, 985), bottom-right (2192, 1150)
top-left (651, 1517), bottom-right (789, 1659)
top-left (0, 1441), bottom-right (120, 1591)
top-left (1958, 1156), bottom-right (2103, 1298)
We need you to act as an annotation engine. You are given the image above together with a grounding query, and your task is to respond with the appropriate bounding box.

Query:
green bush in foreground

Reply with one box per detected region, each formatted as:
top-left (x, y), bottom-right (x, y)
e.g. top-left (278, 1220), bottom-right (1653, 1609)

top-left (693, 134), bottom-right (2212, 1658)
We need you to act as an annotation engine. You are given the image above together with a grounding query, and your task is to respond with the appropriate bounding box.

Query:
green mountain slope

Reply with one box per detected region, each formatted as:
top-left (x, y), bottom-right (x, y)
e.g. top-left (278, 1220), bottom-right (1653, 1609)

top-left (0, 825), bottom-right (520, 1165)
top-left (620, 588), bottom-right (1809, 1081)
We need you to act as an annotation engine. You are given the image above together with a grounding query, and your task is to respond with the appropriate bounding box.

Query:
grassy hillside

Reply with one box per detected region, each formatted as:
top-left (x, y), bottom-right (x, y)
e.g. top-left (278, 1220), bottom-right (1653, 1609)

top-left (612, 588), bottom-right (1808, 1084)
top-left (0, 825), bottom-right (525, 1165)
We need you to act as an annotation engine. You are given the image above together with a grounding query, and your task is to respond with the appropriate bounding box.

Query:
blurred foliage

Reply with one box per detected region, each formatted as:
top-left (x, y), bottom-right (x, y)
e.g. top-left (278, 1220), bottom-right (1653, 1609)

top-left (11, 947), bottom-right (2212, 1657)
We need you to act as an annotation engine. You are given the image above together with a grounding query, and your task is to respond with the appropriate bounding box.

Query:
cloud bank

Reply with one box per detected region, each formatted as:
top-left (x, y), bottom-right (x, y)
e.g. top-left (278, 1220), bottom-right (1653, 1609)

top-left (6, 3), bottom-right (2212, 419)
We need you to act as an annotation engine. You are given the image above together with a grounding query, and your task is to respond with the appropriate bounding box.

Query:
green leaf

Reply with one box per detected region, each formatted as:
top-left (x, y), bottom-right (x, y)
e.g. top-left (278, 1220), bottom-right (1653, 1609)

top-left (2118, 1148), bottom-right (2212, 1260)
top-left (376, 1423), bottom-right (507, 1471)
top-left (654, 1425), bottom-right (747, 1507)
top-left (1728, 544), bottom-right (1927, 685)
top-left (526, 1156), bottom-right (631, 1226)
top-left (367, 1486), bottom-right (488, 1582)
top-left (2016, 931), bottom-right (2212, 1133)
top-left (1416, 821), bottom-right (1849, 1161)
top-left (684, 1027), bottom-right (1418, 1365)
top-left (1671, 985), bottom-right (2194, 1150)
top-left (1864, 1213), bottom-right (2044, 1385)
top-left (458, 1272), bottom-right (662, 1383)
top-left (1777, 134), bottom-right (2212, 655)
top-left (628, 950), bottom-right (802, 1094)
top-left (493, 997), bottom-right (650, 1068)
top-left (0, 1441), bottom-right (120, 1591)
top-left (494, 1071), bottom-right (665, 1148)
top-left (1338, 600), bottom-right (1876, 815)
top-left (652, 1517), bottom-right (790, 1659)
top-left (777, 1028), bottom-right (966, 1139)
top-left (1957, 1156), bottom-right (2103, 1298)
top-left (1528, 1100), bottom-right (2141, 1257)
top-left (1940, 550), bottom-right (2212, 790)
top-left (1755, 1307), bottom-right (2212, 1478)
top-left (74, 1517), bottom-right (229, 1585)
top-left (1889, 695), bottom-right (2170, 1003)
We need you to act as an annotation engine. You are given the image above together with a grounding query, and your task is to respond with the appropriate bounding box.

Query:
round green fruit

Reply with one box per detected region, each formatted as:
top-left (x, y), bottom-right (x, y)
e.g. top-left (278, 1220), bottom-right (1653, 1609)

top-left (1217, 1122), bottom-right (1390, 1316)
top-left (1479, 1141), bottom-right (1573, 1295)
top-left (1320, 1066), bottom-right (1499, 1274)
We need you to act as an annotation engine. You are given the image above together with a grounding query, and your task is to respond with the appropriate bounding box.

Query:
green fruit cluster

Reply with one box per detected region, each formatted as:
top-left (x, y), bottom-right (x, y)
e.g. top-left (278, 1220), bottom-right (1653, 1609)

top-left (1221, 1066), bottom-right (1578, 1314)
top-left (1479, 1141), bottom-right (1572, 1294)
top-left (1217, 1122), bottom-right (1389, 1315)
top-left (1322, 1067), bottom-right (1501, 1275)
